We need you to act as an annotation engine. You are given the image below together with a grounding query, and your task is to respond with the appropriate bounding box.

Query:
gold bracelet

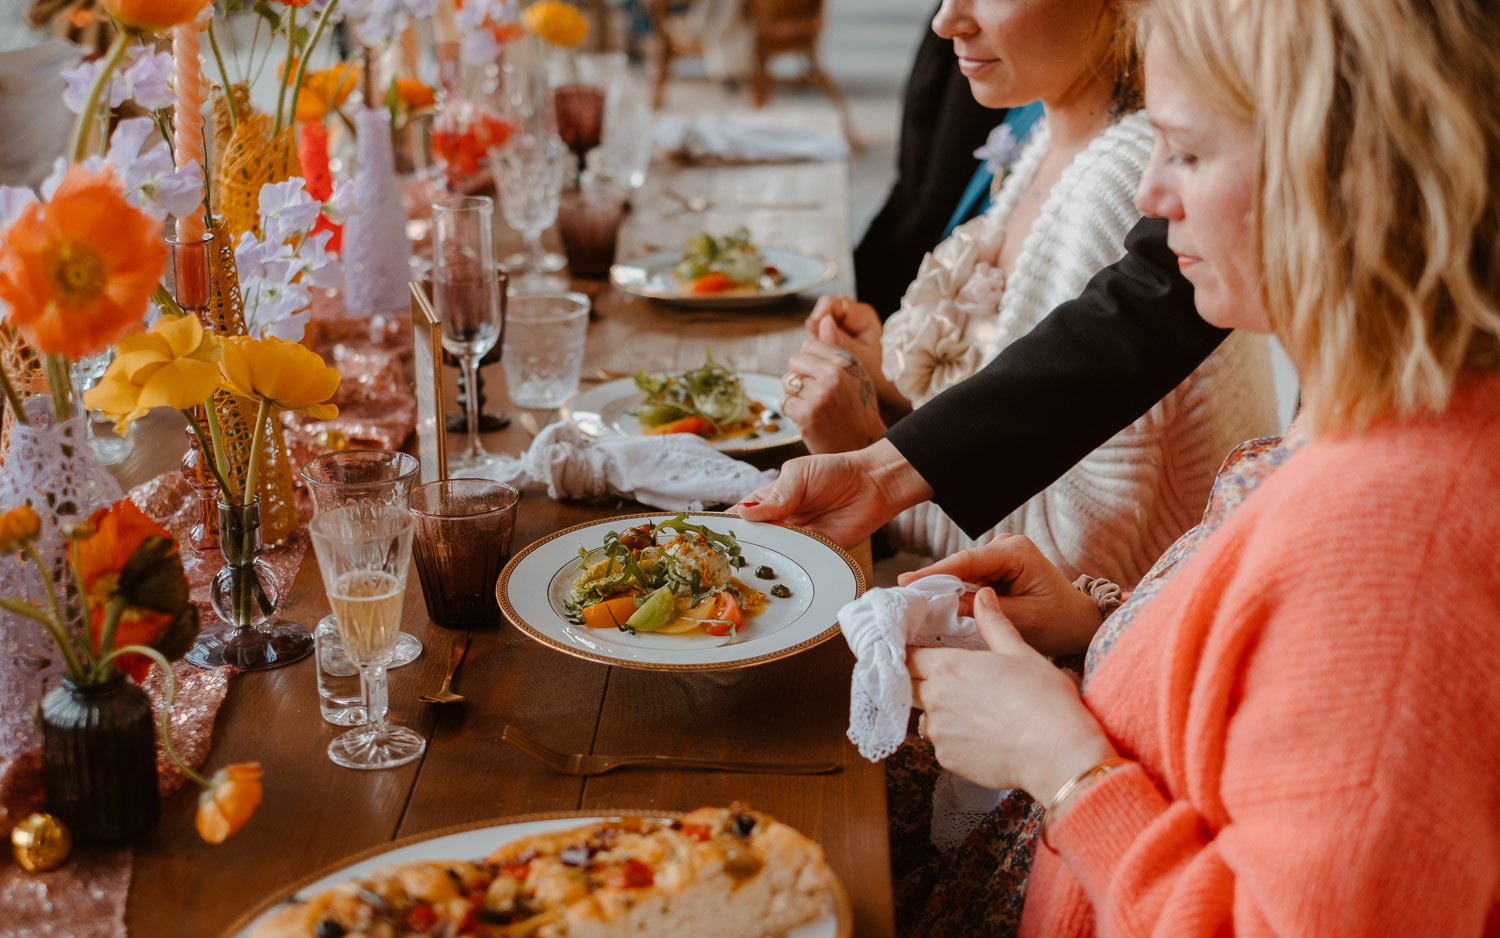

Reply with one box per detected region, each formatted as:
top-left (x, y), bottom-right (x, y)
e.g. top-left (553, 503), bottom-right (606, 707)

top-left (1039, 757), bottom-right (1131, 852)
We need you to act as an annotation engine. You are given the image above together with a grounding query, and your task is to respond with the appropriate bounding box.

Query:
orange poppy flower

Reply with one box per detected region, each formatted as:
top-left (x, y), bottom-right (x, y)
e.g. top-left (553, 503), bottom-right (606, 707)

top-left (196, 762), bottom-right (264, 844)
top-left (395, 77), bottom-right (436, 110)
top-left (293, 61), bottom-right (362, 123)
top-left (75, 501), bottom-right (181, 682)
top-left (102, 0), bottom-right (212, 31)
top-left (0, 166), bottom-right (164, 359)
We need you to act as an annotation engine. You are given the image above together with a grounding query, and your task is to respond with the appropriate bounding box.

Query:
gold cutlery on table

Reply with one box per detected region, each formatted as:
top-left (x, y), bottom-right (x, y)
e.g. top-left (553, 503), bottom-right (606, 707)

top-left (419, 631), bottom-right (470, 705)
top-left (499, 724), bottom-right (841, 777)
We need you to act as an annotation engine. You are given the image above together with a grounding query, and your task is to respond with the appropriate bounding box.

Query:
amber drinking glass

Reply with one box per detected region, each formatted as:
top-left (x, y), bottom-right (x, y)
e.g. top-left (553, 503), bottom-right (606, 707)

top-left (409, 480), bottom-right (520, 629)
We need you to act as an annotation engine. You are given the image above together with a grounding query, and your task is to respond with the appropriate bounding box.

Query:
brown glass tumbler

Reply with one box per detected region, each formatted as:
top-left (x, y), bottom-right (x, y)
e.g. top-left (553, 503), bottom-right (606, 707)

top-left (557, 185), bottom-right (627, 279)
top-left (409, 480), bottom-right (520, 629)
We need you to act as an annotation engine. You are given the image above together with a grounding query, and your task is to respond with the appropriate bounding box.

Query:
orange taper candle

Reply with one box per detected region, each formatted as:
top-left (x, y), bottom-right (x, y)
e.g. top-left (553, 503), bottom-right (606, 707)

top-left (173, 19), bottom-right (207, 240)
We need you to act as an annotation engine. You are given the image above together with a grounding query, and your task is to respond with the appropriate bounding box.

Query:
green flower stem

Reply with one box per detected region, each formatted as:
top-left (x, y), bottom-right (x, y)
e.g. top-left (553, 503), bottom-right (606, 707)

top-left (286, 0), bottom-right (341, 136)
top-left (99, 644), bottom-right (213, 789)
top-left (273, 6), bottom-right (296, 135)
top-left (206, 21), bottom-right (238, 134)
top-left (44, 354), bottom-right (73, 426)
top-left (0, 596), bottom-right (86, 682)
top-left (152, 284), bottom-right (185, 319)
top-left (204, 404), bottom-right (231, 490)
top-left (69, 30), bottom-right (132, 162)
top-left (92, 596), bottom-right (126, 684)
top-left (68, 538), bottom-right (94, 667)
top-left (182, 408), bottom-right (233, 498)
top-left (22, 543), bottom-right (70, 650)
top-left (0, 359), bottom-right (28, 428)
top-left (242, 397), bottom-right (270, 510)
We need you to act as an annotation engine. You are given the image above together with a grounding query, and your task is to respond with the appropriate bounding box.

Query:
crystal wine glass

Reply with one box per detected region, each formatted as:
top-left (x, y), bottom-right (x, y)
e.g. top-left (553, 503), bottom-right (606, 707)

top-left (309, 505), bottom-right (425, 770)
top-left (69, 350), bottom-right (131, 465)
top-left (553, 84), bottom-right (606, 171)
top-left (491, 132), bottom-right (569, 293)
top-left (431, 196), bottom-right (508, 471)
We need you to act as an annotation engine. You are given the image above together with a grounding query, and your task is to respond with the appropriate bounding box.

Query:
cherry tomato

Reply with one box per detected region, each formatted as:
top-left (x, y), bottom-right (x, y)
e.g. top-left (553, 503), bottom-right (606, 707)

top-left (691, 273), bottom-right (736, 294)
top-left (698, 593), bottom-right (743, 636)
top-left (679, 823), bottom-right (712, 842)
top-left (604, 857), bottom-right (655, 889)
top-left (404, 903), bottom-right (438, 931)
top-left (642, 415), bottom-right (713, 437)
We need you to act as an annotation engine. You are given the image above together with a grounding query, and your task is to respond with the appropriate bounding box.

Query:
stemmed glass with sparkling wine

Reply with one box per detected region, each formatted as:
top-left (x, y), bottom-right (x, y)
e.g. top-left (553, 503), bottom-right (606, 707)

top-left (491, 132), bottom-right (569, 293)
top-left (432, 196), bottom-right (508, 471)
top-left (310, 505), bottom-right (425, 770)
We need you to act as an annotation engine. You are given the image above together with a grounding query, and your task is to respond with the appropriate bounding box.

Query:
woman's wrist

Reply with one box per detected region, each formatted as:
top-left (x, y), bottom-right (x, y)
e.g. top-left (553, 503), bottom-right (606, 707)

top-left (863, 439), bottom-right (934, 516)
top-left (1026, 732), bottom-right (1118, 809)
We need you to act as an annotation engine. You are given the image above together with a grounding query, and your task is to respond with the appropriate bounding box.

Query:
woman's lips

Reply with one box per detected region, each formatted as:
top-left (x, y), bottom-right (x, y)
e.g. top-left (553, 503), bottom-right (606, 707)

top-left (957, 57), bottom-right (999, 78)
top-left (1174, 252), bottom-right (1200, 271)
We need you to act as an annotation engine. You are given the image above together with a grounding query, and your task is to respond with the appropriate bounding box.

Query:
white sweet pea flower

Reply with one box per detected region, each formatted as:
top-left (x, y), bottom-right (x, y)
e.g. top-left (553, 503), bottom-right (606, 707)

top-left (122, 46), bottom-right (176, 111)
top-left (461, 29), bottom-right (499, 66)
top-left (244, 267), bottom-right (313, 341)
top-left (234, 231), bottom-right (295, 285)
top-left (257, 179), bottom-right (322, 243)
top-left (99, 118), bottom-right (202, 221)
top-left (62, 58), bottom-right (130, 114)
top-left (342, 0), bottom-right (437, 48)
top-left (0, 187), bottom-right (39, 233)
top-left (322, 176), bottom-right (359, 225)
top-left (39, 155), bottom-right (109, 201)
top-left (298, 230), bottom-right (343, 288)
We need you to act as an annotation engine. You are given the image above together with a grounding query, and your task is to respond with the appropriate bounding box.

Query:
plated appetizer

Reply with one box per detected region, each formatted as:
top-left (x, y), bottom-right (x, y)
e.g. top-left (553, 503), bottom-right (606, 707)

top-left (632, 354), bottom-right (778, 441)
top-left (563, 514), bottom-right (775, 642)
top-left (672, 229), bottom-right (786, 295)
top-left (251, 806), bottom-right (835, 938)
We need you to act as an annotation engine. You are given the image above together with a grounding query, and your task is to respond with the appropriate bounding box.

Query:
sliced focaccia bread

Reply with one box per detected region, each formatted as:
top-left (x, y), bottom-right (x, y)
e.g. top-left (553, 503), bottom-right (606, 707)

top-left (252, 806), bottom-right (833, 937)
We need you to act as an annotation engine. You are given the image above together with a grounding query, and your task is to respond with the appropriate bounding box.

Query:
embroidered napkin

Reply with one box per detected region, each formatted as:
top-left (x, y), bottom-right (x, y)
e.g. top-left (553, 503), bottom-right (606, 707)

top-left (654, 115), bottom-right (848, 164)
top-left (458, 422), bottom-right (774, 511)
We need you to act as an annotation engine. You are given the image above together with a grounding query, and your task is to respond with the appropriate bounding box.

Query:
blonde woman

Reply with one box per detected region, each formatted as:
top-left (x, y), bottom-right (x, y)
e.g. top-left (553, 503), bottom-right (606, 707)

top-left (901, 0), bottom-right (1500, 932)
top-left (781, 0), bottom-right (1277, 586)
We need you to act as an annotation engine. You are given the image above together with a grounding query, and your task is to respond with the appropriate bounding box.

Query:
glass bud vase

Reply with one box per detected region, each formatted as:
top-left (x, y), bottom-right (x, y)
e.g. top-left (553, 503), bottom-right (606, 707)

top-left (41, 676), bottom-right (161, 844)
top-left (184, 498), bottom-right (312, 671)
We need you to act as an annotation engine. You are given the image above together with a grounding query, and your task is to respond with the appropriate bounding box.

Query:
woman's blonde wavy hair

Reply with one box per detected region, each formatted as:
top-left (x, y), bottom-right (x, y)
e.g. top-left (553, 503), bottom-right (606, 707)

top-left (1141, 0), bottom-right (1500, 434)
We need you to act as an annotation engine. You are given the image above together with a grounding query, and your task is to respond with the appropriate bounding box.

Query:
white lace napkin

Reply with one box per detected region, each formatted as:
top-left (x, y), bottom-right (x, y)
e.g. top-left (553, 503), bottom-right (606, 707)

top-left (455, 422), bottom-right (774, 511)
top-left (837, 574), bottom-right (1006, 850)
top-left (654, 115), bottom-right (849, 164)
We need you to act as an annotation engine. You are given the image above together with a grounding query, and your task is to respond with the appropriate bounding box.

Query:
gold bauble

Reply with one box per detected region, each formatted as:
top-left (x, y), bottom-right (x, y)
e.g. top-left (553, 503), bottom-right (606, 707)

top-left (11, 812), bottom-right (71, 873)
top-left (315, 429), bottom-right (350, 452)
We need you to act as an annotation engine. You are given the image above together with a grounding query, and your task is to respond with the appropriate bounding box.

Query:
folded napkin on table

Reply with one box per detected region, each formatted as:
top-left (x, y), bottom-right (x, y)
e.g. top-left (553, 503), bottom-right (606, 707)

top-left (838, 574), bottom-right (1006, 850)
top-left (654, 115), bottom-right (849, 164)
top-left (457, 422), bottom-right (775, 511)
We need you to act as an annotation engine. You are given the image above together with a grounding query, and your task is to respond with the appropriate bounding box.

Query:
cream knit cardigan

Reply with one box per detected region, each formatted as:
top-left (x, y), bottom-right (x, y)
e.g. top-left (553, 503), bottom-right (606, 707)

top-left (881, 112), bottom-right (1279, 584)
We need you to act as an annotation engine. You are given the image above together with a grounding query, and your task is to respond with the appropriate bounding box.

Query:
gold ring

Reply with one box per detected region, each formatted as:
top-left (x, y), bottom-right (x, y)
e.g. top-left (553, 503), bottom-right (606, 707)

top-left (785, 373), bottom-right (806, 395)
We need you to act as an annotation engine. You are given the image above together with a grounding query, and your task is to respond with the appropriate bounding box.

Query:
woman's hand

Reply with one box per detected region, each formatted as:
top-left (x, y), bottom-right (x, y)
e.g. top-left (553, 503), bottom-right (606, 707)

top-left (908, 588), bottom-right (1116, 800)
top-left (803, 296), bottom-right (908, 411)
top-left (781, 323), bottom-right (890, 454)
top-left (733, 439), bottom-right (934, 548)
top-left (899, 535), bottom-right (1106, 657)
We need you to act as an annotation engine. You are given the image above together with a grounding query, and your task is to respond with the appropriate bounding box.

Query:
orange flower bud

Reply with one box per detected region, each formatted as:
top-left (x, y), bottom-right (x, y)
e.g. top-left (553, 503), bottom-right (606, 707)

top-left (196, 762), bottom-right (264, 844)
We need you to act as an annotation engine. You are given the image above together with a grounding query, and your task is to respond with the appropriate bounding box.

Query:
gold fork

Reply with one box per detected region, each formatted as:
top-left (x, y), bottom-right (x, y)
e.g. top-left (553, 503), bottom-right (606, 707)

top-left (499, 725), bottom-right (840, 777)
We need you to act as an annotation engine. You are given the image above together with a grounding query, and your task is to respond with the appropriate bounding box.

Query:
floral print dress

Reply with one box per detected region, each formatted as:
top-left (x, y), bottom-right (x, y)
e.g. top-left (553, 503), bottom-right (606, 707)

top-left (886, 427), bottom-right (1304, 936)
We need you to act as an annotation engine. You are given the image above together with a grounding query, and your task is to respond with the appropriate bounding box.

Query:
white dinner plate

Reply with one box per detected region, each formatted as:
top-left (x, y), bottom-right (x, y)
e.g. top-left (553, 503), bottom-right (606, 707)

top-left (226, 810), bottom-right (850, 938)
top-left (610, 247), bottom-right (835, 309)
top-left (562, 373), bottom-right (801, 455)
top-left (498, 512), bottom-right (865, 671)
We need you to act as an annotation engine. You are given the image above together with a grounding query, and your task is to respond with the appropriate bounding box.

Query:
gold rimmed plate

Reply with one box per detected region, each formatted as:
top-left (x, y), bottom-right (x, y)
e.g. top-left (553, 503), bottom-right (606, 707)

top-left (610, 247), bottom-right (835, 310)
top-left (497, 512), bottom-right (865, 671)
top-left (561, 373), bottom-right (802, 455)
top-left (225, 809), bottom-right (851, 938)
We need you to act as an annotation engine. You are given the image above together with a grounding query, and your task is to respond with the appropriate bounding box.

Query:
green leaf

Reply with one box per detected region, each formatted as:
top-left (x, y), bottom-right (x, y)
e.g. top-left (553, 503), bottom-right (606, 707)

top-left (253, 0), bottom-right (282, 30)
top-left (117, 536), bottom-right (189, 614)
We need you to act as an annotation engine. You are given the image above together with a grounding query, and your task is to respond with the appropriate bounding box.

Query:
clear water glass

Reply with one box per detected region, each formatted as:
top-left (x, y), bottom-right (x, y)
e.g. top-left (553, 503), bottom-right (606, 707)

top-left (502, 291), bottom-right (591, 410)
top-left (309, 506), bottom-right (425, 770)
top-left (69, 350), bottom-right (131, 465)
top-left (492, 132), bottom-right (569, 293)
top-left (432, 196), bottom-right (508, 471)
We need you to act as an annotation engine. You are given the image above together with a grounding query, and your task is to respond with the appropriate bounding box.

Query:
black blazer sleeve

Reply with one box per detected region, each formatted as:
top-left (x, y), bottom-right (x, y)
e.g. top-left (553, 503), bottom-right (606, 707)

top-left (884, 217), bottom-right (1228, 538)
top-left (853, 4), bottom-right (1001, 320)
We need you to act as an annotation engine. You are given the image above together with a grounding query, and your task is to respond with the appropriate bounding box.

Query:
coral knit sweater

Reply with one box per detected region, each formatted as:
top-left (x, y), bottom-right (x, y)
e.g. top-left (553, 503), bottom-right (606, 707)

top-left (1020, 371), bottom-right (1500, 936)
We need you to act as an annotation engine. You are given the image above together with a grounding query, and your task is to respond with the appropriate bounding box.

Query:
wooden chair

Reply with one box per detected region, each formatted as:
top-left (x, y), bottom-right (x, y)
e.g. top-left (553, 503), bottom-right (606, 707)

top-left (648, 0), bottom-right (707, 110)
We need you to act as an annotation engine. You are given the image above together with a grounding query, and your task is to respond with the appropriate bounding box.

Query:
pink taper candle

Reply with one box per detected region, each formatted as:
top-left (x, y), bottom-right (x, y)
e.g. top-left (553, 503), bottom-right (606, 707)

top-left (173, 20), bottom-right (207, 240)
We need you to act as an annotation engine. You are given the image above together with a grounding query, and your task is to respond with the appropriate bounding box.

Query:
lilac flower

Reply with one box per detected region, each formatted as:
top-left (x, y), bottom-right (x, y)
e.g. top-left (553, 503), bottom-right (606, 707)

top-left (122, 47), bottom-right (176, 111)
top-left (461, 29), bottom-right (499, 66)
top-left (973, 124), bottom-right (1023, 175)
top-left (0, 187), bottom-right (39, 233)
top-left (298, 230), bottom-right (343, 289)
top-left (62, 58), bottom-right (130, 114)
top-left (103, 118), bottom-right (203, 221)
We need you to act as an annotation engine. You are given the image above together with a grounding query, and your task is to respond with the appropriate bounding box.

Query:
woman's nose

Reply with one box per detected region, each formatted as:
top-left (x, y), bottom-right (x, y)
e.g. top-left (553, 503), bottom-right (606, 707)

top-left (931, 0), bottom-right (972, 41)
top-left (1136, 147), bottom-right (1183, 219)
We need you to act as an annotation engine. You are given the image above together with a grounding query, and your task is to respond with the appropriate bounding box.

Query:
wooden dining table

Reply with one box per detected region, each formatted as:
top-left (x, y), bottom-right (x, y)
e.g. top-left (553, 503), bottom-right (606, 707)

top-left (120, 135), bottom-right (896, 937)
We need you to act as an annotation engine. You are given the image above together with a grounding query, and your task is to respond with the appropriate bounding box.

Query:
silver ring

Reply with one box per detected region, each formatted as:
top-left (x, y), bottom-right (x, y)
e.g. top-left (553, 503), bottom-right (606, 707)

top-left (785, 373), bottom-right (805, 395)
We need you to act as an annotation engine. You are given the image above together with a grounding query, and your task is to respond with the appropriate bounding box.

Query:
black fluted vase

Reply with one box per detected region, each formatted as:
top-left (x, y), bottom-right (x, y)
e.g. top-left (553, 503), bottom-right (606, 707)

top-left (41, 676), bottom-right (160, 844)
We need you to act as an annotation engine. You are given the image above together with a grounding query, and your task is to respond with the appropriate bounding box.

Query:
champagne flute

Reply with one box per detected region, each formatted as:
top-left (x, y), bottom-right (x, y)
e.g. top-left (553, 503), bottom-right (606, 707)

top-left (310, 505), bottom-right (425, 770)
top-left (432, 196), bottom-right (507, 470)
top-left (492, 132), bottom-right (569, 293)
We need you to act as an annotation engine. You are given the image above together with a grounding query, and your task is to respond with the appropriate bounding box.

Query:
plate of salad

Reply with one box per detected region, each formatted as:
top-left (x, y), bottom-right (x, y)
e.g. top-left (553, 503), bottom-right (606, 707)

top-left (496, 513), bottom-right (865, 670)
top-left (610, 229), bottom-right (835, 310)
top-left (562, 355), bottom-right (802, 454)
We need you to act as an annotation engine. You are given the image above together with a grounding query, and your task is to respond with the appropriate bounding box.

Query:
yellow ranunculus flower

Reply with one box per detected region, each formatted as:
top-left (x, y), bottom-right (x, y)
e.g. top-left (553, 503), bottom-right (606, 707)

top-left (84, 315), bottom-right (223, 435)
top-left (522, 1), bottom-right (589, 47)
top-left (0, 505), bottom-right (41, 552)
top-left (219, 335), bottom-right (340, 420)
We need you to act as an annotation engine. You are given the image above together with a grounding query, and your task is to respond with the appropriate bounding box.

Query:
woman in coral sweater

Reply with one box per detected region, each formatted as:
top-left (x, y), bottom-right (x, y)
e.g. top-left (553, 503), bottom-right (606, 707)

top-left (904, 0), bottom-right (1500, 933)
